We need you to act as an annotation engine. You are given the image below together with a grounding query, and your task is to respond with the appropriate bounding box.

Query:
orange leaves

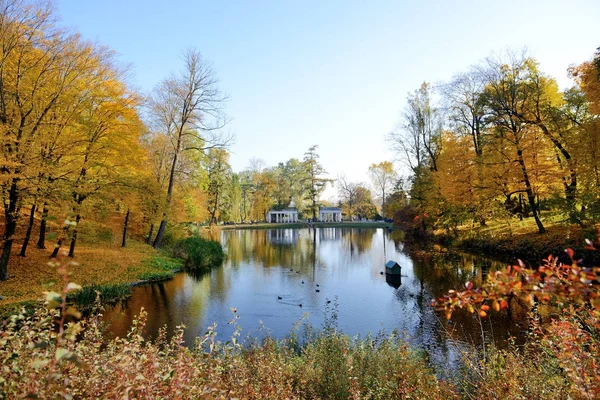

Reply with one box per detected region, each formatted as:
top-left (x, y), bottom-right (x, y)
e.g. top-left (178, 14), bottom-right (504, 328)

top-left (438, 241), bottom-right (600, 319)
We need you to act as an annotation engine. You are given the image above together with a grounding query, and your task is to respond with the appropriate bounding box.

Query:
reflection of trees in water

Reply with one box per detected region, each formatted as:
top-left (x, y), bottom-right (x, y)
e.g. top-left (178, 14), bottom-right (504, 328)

top-left (103, 274), bottom-right (211, 344)
top-left (221, 228), bottom-right (377, 278)
top-left (407, 248), bottom-right (525, 350)
top-left (340, 228), bottom-right (376, 257)
top-left (222, 229), bottom-right (315, 275)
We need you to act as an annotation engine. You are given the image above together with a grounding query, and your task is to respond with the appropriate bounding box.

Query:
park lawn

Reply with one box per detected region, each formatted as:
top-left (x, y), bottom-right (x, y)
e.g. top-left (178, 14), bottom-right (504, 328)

top-left (0, 240), bottom-right (165, 307)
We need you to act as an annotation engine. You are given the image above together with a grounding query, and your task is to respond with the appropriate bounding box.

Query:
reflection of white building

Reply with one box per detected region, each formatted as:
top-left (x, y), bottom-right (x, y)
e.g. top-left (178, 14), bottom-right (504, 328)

top-left (266, 208), bottom-right (298, 223)
top-left (267, 229), bottom-right (299, 244)
top-left (319, 227), bottom-right (342, 241)
top-left (319, 207), bottom-right (342, 222)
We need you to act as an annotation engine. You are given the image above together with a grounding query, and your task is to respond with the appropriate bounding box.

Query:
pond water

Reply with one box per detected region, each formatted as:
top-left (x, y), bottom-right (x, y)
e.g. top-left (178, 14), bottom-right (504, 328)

top-left (103, 228), bottom-right (524, 369)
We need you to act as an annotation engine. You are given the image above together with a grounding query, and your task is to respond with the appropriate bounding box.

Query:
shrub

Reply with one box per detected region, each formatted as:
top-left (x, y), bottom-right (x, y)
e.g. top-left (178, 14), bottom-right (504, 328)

top-left (172, 236), bottom-right (225, 271)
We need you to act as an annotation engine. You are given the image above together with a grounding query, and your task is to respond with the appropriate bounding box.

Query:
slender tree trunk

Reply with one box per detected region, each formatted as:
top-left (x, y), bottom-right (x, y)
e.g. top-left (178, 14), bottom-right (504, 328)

top-left (537, 122), bottom-right (577, 202)
top-left (0, 179), bottom-right (20, 280)
top-left (122, 209), bottom-right (130, 248)
top-left (50, 218), bottom-right (73, 258)
top-left (146, 223), bottom-right (155, 245)
top-left (382, 189), bottom-right (386, 220)
top-left (37, 203), bottom-right (48, 249)
top-left (153, 220), bottom-right (168, 249)
top-left (19, 203), bottom-right (36, 257)
top-left (68, 214), bottom-right (81, 258)
top-left (516, 148), bottom-right (545, 233)
top-left (154, 140), bottom-right (179, 249)
top-left (518, 194), bottom-right (524, 221)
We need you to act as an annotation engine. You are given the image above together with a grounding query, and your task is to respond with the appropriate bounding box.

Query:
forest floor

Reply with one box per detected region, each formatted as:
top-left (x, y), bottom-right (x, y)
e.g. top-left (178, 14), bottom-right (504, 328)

top-left (0, 239), bottom-right (179, 313)
top-left (440, 213), bottom-right (599, 265)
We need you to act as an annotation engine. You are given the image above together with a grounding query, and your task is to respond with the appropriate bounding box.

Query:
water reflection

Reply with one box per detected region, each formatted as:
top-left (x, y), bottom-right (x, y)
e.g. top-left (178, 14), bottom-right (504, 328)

top-left (103, 228), bottom-right (521, 372)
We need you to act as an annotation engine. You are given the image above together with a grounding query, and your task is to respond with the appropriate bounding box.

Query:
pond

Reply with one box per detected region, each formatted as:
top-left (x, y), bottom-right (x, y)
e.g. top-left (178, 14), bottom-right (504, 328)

top-left (103, 227), bottom-right (524, 369)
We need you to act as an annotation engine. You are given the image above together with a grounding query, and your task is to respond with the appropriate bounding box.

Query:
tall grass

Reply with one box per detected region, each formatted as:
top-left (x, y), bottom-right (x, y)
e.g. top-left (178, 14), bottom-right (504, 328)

top-left (68, 283), bottom-right (131, 308)
top-left (0, 305), bottom-right (456, 399)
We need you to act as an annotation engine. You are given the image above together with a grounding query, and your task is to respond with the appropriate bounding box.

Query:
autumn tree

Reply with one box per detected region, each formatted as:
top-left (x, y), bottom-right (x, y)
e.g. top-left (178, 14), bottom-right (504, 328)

top-left (336, 174), bottom-right (359, 220)
top-left (0, 0), bottom-right (116, 279)
top-left (353, 186), bottom-right (378, 220)
top-left (479, 53), bottom-right (549, 233)
top-left (52, 71), bottom-right (144, 258)
top-left (150, 49), bottom-right (230, 248)
top-left (205, 148), bottom-right (231, 225)
top-left (368, 161), bottom-right (397, 220)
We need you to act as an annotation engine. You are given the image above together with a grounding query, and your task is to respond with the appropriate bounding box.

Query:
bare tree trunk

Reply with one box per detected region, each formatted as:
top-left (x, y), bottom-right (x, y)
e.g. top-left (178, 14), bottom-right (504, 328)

top-left (517, 148), bottom-right (545, 233)
top-left (50, 233), bottom-right (66, 258)
top-left (154, 139), bottom-right (179, 249)
top-left (146, 223), bottom-right (154, 245)
top-left (122, 209), bottom-right (130, 247)
top-left (19, 203), bottom-right (36, 257)
top-left (382, 188), bottom-right (386, 220)
top-left (0, 179), bottom-right (19, 280)
top-left (68, 214), bottom-right (81, 257)
top-left (37, 202), bottom-right (48, 249)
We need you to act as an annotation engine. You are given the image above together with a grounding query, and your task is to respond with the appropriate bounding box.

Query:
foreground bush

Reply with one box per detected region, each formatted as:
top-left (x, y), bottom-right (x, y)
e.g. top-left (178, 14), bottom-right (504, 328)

top-left (437, 237), bottom-right (600, 399)
top-left (0, 307), bottom-right (456, 399)
top-left (172, 236), bottom-right (225, 270)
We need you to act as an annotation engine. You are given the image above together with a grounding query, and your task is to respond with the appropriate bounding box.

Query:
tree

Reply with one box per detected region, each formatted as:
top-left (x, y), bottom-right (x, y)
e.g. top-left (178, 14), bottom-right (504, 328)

top-left (368, 161), bottom-right (397, 220)
top-left (205, 148), bottom-right (231, 225)
top-left (336, 174), bottom-right (359, 220)
top-left (388, 82), bottom-right (443, 173)
top-left (353, 186), bottom-right (378, 220)
top-left (440, 70), bottom-right (488, 158)
top-left (569, 47), bottom-right (600, 116)
top-left (302, 145), bottom-right (329, 221)
top-left (150, 49), bottom-right (230, 249)
top-left (479, 52), bottom-right (548, 233)
top-left (0, 0), bottom-right (113, 279)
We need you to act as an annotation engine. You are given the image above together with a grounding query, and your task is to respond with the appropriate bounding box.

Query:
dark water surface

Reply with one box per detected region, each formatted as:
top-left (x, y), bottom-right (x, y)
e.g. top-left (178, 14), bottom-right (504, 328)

top-left (103, 228), bottom-right (523, 368)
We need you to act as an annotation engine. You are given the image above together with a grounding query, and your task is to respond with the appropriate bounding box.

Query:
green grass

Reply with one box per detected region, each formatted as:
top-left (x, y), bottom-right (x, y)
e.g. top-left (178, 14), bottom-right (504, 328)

top-left (68, 283), bottom-right (131, 308)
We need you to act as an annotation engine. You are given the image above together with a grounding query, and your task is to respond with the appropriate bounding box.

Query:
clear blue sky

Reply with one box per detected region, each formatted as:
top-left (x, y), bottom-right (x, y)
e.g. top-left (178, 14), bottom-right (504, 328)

top-left (56, 0), bottom-right (599, 200)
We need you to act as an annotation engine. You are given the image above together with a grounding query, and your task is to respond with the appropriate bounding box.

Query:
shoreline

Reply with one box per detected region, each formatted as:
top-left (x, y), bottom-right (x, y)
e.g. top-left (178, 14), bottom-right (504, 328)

top-left (218, 221), bottom-right (394, 230)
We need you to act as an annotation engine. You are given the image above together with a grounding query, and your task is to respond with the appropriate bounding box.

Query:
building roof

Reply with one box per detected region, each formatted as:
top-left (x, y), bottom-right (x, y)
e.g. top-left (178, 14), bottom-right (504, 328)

top-left (319, 206), bottom-right (342, 211)
top-left (385, 260), bottom-right (401, 269)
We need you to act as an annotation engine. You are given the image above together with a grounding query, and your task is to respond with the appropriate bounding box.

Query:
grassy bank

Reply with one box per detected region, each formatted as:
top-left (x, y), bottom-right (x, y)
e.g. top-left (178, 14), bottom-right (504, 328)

top-left (430, 217), bottom-right (600, 265)
top-left (220, 221), bottom-right (393, 230)
top-left (0, 241), bottom-right (185, 312)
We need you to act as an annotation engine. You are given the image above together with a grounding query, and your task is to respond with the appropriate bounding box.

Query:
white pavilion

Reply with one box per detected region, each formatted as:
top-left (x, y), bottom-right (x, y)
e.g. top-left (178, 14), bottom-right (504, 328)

top-left (266, 208), bottom-right (298, 223)
top-left (319, 206), bottom-right (342, 222)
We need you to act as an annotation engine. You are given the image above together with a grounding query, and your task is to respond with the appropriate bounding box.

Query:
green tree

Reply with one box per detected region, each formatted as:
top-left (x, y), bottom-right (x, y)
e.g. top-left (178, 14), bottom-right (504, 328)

top-left (205, 148), bottom-right (231, 225)
top-left (302, 145), bottom-right (329, 221)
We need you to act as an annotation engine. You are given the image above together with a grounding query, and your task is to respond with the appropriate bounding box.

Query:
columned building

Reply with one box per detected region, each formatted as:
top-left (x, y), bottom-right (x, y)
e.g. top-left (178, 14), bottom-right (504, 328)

top-left (319, 206), bottom-right (342, 222)
top-left (266, 208), bottom-right (298, 223)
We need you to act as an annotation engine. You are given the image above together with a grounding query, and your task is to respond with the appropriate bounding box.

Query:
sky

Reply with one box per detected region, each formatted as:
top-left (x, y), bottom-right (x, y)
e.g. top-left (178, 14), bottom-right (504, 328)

top-left (55, 0), bottom-right (599, 201)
